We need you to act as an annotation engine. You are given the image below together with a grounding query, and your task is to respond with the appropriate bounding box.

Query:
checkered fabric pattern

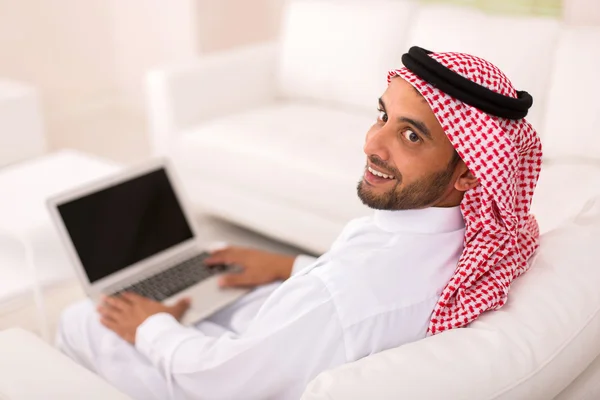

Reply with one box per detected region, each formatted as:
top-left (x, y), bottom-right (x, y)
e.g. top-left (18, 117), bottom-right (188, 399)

top-left (388, 51), bottom-right (543, 335)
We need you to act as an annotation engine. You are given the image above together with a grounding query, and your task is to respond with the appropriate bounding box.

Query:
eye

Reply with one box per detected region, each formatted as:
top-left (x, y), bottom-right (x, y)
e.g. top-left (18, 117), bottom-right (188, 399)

top-left (377, 108), bottom-right (388, 123)
top-left (402, 129), bottom-right (420, 143)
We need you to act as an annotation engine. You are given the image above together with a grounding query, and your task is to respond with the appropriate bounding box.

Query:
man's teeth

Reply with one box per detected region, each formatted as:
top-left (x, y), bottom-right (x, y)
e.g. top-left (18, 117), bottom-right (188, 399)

top-left (368, 166), bottom-right (394, 179)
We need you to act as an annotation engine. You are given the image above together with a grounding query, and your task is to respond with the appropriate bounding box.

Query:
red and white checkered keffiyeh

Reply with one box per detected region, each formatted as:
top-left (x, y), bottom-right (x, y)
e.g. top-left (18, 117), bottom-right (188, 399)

top-left (388, 51), bottom-right (543, 335)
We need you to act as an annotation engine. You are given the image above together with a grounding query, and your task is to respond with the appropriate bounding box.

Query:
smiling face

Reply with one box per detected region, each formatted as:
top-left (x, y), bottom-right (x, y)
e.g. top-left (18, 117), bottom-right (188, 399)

top-left (357, 77), bottom-right (476, 210)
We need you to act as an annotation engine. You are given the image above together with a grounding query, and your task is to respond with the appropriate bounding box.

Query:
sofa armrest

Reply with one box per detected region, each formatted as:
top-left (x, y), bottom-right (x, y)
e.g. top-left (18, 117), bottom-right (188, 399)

top-left (0, 80), bottom-right (46, 167)
top-left (145, 41), bottom-right (279, 155)
top-left (0, 328), bottom-right (132, 399)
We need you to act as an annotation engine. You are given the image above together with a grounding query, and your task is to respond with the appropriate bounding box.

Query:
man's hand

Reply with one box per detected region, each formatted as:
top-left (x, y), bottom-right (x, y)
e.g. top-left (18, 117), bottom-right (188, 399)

top-left (204, 246), bottom-right (296, 288)
top-left (97, 292), bottom-right (191, 344)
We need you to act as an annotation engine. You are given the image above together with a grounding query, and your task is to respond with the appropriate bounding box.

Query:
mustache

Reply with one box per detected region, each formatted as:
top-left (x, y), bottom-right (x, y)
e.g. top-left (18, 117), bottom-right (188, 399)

top-left (368, 155), bottom-right (402, 180)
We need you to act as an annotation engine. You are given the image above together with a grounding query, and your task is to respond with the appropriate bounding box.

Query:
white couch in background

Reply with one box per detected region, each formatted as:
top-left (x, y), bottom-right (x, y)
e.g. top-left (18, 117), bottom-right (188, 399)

top-left (0, 80), bottom-right (46, 168)
top-left (146, 0), bottom-right (600, 398)
top-left (147, 0), bottom-right (600, 254)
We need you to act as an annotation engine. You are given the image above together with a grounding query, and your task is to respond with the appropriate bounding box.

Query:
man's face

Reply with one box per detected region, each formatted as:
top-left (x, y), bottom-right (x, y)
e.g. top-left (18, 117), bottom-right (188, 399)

top-left (357, 77), bottom-right (461, 210)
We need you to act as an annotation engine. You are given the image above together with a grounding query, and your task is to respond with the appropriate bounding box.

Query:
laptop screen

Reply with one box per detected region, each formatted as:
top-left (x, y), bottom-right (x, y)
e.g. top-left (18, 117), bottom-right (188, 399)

top-left (57, 167), bottom-right (194, 283)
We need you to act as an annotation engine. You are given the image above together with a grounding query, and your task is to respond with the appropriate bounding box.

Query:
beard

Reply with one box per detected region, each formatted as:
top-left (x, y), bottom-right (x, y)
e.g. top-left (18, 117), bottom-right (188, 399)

top-left (357, 154), bottom-right (459, 210)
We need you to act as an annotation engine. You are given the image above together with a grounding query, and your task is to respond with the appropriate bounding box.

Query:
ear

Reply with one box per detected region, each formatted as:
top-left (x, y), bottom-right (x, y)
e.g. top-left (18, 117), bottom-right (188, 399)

top-left (454, 165), bottom-right (479, 192)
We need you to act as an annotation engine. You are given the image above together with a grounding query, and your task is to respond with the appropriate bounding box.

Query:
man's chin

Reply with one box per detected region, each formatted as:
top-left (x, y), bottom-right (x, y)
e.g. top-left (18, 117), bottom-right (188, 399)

top-left (358, 179), bottom-right (389, 194)
top-left (357, 180), bottom-right (393, 209)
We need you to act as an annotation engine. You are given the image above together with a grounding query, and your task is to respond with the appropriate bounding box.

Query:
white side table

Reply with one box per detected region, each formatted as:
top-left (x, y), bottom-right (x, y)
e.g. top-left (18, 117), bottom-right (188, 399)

top-left (0, 328), bottom-right (132, 399)
top-left (0, 150), bottom-right (122, 340)
top-left (0, 80), bottom-right (46, 168)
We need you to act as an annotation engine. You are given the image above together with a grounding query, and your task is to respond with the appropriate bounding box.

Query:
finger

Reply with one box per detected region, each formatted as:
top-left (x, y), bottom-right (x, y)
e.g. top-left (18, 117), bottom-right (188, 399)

top-left (205, 249), bottom-right (236, 265)
top-left (218, 273), bottom-right (256, 288)
top-left (171, 298), bottom-right (191, 313)
top-left (167, 298), bottom-right (192, 321)
top-left (104, 296), bottom-right (130, 312)
top-left (97, 304), bottom-right (120, 319)
top-left (204, 255), bottom-right (229, 266)
top-left (121, 292), bottom-right (147, 303)
top-left (114, 292), bottom-right (134, 304)
top-left (100, 315), bottom-right (119, 331)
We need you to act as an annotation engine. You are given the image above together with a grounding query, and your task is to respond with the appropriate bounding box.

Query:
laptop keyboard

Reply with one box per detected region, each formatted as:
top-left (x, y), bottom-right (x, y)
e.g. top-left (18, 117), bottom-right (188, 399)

top-left (112, 253), bottom-right (229, 301)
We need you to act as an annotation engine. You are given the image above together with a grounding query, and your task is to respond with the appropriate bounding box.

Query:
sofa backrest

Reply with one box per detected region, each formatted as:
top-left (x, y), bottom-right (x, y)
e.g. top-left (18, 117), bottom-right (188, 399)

top-left (403, 3), bottom-right (561, 134)
top-left (276, 0), bottom-right (560, 126)
top-left (277, 0), bottom-right (600, 166)
top-left (0, 81), bottom-right (46, 168)
top-left (276, 0), bottom-right (416, 111)
top-left (541, 26), bottom-right (600, 163)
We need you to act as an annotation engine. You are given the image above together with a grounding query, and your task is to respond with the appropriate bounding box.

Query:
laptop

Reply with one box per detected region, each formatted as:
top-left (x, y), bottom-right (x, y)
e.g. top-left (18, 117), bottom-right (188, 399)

top-left (47, 158), bottom-right (249, 325)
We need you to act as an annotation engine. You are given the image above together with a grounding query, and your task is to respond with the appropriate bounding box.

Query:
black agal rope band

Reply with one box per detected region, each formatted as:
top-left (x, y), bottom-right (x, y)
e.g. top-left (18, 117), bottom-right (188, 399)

top-left (401, 46), bottom-right (533, 120)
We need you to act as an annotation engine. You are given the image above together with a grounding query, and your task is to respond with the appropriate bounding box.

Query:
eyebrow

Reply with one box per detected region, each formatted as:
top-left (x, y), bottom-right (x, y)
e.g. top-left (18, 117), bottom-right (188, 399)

top-left (378, 97), bottom-right (433, 140)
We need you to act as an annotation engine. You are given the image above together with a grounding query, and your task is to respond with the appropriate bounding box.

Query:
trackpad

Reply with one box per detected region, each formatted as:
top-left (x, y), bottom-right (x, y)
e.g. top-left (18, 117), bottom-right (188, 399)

top-left (164, 275), bottom-right (249, 325)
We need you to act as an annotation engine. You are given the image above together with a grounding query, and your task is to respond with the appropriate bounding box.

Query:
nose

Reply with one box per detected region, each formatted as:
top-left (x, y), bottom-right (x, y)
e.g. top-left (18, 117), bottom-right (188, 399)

top-left (364, 126), bottom-right (391, 162)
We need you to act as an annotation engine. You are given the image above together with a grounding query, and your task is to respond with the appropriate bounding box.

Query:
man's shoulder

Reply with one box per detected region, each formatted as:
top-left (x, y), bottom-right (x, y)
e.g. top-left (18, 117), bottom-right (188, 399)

top-left (329, 215), bottom-right (376, 249)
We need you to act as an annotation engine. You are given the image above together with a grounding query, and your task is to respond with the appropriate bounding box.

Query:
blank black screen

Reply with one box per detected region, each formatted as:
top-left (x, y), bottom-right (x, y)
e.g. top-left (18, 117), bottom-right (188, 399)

top-left (57, 168), bottom-right (194, 283)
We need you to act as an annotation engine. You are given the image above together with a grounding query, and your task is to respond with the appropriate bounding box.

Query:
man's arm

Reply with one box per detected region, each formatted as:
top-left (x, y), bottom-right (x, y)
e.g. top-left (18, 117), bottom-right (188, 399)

top-left (204, 247), bottom-right (318, 287)
top-left (136, 273), bottom-right (345, 399)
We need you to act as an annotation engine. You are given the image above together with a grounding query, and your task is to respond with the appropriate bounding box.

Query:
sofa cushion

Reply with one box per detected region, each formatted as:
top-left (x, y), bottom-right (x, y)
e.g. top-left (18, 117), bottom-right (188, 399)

top-left (277, 0), bottom-right (417, 111)
top-left (403, 4), bottom-right (561, 131)
top-left (171, 102), bottom-right (374, 223)
top-left (170, 105), bottom-right (600, 241)
top-left (542, 26), bottom-right (600, 162)
top-left (554, 352), bottom-right (600, 400)
top-left (302, 196), bottom-right (600, 399)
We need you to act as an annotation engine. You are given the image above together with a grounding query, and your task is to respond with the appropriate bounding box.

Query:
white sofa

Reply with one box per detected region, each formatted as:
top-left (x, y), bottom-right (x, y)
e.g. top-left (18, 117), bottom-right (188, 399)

top-left (146, 0), bottom-right (600, 398)
top-left (0, 328), bottom-right (132, 399)
top-left (0, 80), bottom-right (46, 168)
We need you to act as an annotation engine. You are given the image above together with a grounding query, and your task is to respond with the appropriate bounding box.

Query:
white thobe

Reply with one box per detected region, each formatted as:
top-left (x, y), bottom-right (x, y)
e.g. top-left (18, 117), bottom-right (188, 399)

top-left (57, 207), bottom-right (465, 400)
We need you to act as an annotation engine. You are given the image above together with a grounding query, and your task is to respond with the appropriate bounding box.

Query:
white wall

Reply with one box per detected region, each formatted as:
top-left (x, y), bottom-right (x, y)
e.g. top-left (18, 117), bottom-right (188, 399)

top-left (109, 0), bottom-right (200, 112)
top-left (110, 0), bottom-right (282, 111)
top-left (197, 0), bottom-right (283, 52)
top-left (0, 0), bottom-right (281, 158)
top-left (564, 0), bottom-right (600, 25)
top-left (0, 0), bottom-right (118, 122)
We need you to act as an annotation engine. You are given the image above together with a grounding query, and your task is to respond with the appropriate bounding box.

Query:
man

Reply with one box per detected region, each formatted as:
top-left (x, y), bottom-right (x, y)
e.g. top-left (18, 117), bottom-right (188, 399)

top-left (57, 47), bottom-right (542, 399)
